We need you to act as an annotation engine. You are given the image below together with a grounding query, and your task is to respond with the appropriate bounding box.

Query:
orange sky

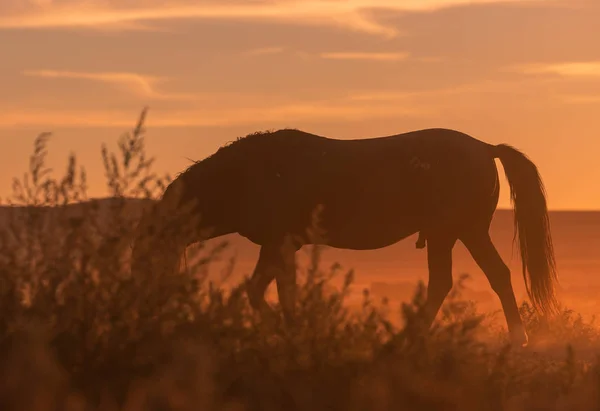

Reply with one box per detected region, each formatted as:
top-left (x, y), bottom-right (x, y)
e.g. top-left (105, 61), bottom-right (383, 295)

top-left (0, 0), bottom-right (599, 209)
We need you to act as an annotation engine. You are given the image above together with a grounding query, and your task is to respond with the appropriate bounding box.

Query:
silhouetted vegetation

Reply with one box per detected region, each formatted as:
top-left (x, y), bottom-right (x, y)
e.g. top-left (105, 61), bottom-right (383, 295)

top-left (1, 109), bottom-right (600, 411)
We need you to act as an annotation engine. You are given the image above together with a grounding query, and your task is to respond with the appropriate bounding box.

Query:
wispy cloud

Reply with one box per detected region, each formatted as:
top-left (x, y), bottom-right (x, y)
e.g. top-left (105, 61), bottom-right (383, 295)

top-left (0, 96), bottom-right (432, 128)
top-left (155, 101), bottom-right (431, 127)
top-left (0, 0), bottom-right (557, 37)
top-left (347, 77), bottom-right (557, 102)
top-left (510, 61), bottom-right (600, 77)
top-left (0, 1), bottom-right (401, 37)
top-left (561, 94), bottom-right (600, 104)
top-left (0, 109), bottom-right (134, 128)
top-left (338, 76), bottom-right (572, 114)
top-left (319, 51), bottom-right (409, 61)
top-left (22, 69), bottom-right (197, 100)
top-left (243, 46), bottom-right (286, 56)
top-left (4, 75), bottom-right (566, 128)
top-left (243, 48), bottom-right (418, 62)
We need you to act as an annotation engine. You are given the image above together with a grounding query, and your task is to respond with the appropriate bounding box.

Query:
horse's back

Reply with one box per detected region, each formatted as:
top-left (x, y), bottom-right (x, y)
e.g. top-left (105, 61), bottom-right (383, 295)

top-left (252, 127), bottom-right (493, 155)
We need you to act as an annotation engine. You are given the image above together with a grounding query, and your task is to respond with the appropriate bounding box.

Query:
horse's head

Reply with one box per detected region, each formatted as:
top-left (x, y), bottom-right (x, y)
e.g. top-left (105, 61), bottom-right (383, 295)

top-left (131, 184), bottom-right (190, 277)
top-left (130, 179), bottom-right (201, 278)
top-left (130, 201), bottom-right (180, 278)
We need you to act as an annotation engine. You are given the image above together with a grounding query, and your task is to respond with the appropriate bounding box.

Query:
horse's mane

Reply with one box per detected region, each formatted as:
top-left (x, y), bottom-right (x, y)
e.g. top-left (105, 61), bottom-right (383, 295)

top-left (175, 128), bottom-right (299, 179)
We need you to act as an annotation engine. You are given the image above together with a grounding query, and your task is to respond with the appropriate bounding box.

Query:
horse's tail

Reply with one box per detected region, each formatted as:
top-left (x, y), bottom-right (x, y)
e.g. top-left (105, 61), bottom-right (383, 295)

top-left (493, 144), bottom-right (559, 316)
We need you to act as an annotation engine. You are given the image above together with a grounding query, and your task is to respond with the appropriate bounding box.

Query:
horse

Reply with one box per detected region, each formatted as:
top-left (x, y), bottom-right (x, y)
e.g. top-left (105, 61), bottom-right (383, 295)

top-left (130, 127), bottom-right (558, 347)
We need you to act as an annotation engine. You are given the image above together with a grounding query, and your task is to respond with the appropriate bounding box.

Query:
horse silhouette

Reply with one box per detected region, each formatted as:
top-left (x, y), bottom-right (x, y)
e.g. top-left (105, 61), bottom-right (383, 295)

top-left (131, 127), bottom-right (558, 347)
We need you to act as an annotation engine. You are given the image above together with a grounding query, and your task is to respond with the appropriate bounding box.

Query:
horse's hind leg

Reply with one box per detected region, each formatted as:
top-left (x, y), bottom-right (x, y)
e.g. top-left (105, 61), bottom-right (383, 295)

top-left (460, 229), bottom-right (528, 347)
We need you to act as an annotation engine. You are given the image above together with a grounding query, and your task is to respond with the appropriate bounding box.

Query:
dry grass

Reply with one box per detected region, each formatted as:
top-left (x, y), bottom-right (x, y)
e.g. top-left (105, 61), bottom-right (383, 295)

top-left (0, 109), bottom-right (600, 411)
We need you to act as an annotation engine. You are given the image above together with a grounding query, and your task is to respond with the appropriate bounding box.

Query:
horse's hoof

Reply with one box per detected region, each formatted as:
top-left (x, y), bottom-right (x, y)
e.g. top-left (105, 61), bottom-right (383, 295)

top-left (510, 330), bottom-right (529, 349)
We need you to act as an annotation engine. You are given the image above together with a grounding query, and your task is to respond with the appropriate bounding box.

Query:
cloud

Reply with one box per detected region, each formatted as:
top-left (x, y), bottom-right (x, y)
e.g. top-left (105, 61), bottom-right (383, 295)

top-left (0, 0), bottom-right (558, 38)
top-left (3, 75), bottom-right (566, 128)
top-left (319, 51), bottom-right (409, 61)
top-left (561, 94), bottom-right (600, 104)
top-left (0, 1), bottom-right (401, 37)
top-left (0, 109), bottom-right (134, 128)
top-left (510, 61), bottom-right (600, 77)
top-left (243, 46), bottom-right (286, 56)
top-left (154, 101), bottom-right (431, 127)
top-left (242, 48), bottom-right (418, 62)
top-left (0, 97), bottom-right (432, 128)
top-left (22, 69), bottom-right (197, 100)
top-left (347, 77), bottom-right (562, 102)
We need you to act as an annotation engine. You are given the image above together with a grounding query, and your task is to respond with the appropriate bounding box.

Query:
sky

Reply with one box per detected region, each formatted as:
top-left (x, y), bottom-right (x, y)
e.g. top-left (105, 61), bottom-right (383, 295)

top-left (1, 0), bottom-right (599, 209)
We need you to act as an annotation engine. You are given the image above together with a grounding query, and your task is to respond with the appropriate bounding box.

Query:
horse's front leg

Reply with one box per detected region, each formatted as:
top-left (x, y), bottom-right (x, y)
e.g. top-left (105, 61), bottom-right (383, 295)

top-left (248, 235), bottom-right (299, 327)
top-left (423, 232), bottom-right (458, 327)
top-left (274, 235), bottom-right (299, 327)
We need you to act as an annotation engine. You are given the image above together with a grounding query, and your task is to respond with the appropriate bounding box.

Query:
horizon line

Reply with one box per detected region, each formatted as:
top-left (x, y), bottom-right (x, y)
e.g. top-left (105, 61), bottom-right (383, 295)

top-left (1, 199), bottom-right (599, 213)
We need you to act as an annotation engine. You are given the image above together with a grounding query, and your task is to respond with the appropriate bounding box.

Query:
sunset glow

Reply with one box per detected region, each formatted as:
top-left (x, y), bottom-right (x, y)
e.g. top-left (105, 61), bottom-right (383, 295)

top-left (1, 0), bottom-right (599, 209)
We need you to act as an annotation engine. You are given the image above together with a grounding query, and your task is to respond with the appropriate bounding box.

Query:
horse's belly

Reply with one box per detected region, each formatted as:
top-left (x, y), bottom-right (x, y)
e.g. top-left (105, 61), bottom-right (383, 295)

top-left (324, 227), bottom-right (417, 250)
top-left (319, 199), bottom-right (420, 250)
